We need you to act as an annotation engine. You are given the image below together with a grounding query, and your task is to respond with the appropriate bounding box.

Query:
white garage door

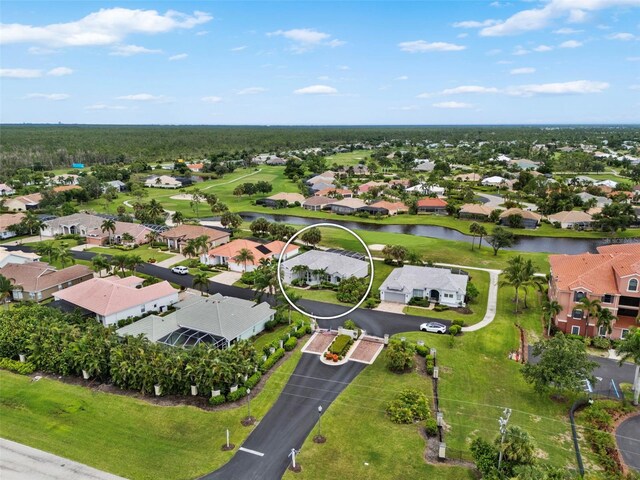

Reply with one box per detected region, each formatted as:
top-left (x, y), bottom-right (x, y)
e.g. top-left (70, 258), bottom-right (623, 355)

top-left (383, 291), bottom-right (406, 304)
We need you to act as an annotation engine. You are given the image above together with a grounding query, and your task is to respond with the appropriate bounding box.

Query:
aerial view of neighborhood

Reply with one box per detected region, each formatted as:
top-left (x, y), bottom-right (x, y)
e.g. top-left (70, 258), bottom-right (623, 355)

top-left (1, 1), bottom-right (640, 480)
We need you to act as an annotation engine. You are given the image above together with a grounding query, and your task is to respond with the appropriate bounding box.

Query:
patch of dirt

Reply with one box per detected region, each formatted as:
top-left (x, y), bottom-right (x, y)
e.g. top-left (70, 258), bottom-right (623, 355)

top-left (420, 426), bottom-right (476, 469)
top-left (534, 448), bottom-right (549, 459)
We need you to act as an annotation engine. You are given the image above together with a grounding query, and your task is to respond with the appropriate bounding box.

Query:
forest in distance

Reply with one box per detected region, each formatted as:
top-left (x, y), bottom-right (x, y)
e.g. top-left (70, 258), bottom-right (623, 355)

top-left (1, 124), bottom-right (639, 176)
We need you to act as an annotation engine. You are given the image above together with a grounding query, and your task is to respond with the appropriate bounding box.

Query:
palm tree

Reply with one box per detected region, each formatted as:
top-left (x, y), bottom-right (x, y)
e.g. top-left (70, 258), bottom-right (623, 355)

top-left (0, 275), bottom-right (14, 309)
top-left (476, 224), bottom-right (488, 249)
top-left (192, 272), bottom-right (209, 296)
top-left (172, 211), bottom-right (185, 225)
top-left (501, 255), bottom-right (525, 314)
top-left (121, 232), bottom-right (135, 245)
top-left (194, 235), bottom-right (210, 258)
top-left (125, 254), bottom-right (144, 275)
top-left (22, 211), bottom-right (45, 239)
top-left (145, 230), bottom-right (159, 246)
top-left (406, 251), bottom-right (423, 266)
top-left (578, 297), bottom-right (601, 338)
top-left (521, 260), bottom-right (544, 309)
top-left (182, 239), bottom-right (198, 259)
top-left (35, 242), bottom-right (56, 263)
top-left (542, 300), bottom-right (562, 337)
top-left (233, 248), bottom-right (255, 273)
top-left (101, 219), bottom-right (116, 246)
top-left (595, 308), bottom-right (616, 338)
top-left (291, 264), bottom-right (310, 283)
top-left (57, 248), bottom-right (75, 268)
top-left (616, 328), bottom-right (640, 405)
top-left (469, 222), bottom-right (481, 250)
top-left (311, 267), bottom-right (328, 284)
top-left (111, 253), bottom-right (129, 276)
top-left (91, 254), bottom-right (110, 277)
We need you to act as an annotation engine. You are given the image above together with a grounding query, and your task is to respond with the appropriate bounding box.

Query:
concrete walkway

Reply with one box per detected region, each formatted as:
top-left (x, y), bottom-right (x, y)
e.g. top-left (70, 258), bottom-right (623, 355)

top-left (211, 271), bottom-right (242, 286)
top-left (0, 438), bottom-right (125, 480)
top-left (155, 253), bottom-right (186, 268)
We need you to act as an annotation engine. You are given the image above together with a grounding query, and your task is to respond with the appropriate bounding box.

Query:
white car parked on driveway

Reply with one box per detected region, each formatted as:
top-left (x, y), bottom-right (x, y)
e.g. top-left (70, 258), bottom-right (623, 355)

top-left (171, 265), bottom-right (189, 275)
top-left (419, 322), bottom-right (447, 334)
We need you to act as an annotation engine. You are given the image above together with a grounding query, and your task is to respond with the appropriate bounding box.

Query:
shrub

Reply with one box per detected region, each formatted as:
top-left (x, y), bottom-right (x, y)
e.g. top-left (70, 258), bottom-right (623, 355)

top-left (226, 387), bottom-right (248, 402)
top-left (386, 339), bottom-right (416, 373)
top-left (363, 298), bottom-right (379, 309)
top-left (264, 319), bottom-right (278, 331)
top-left (0, 357), bottom-right (36, 375)
top-left (343, 319), bottom-right (359, 331)
top-left (591, 336), bottom-right (611, 350)
top-left (336, 276), bottom-right (368, 304)
top-left (284, 336), bottom-right (297, 351)
top-left (329, 334), bottom-right (353, 356)
top-left (260, 348), bottom-right (285, 373)
top-left (245, 372), bottom-right (261, 389)
top-left (408, 297), bottom-right (430, 307)
top-left (386, 388), bottom-right (431, 424)
top-left (452, 319), bottom-right (465, 328)
top-left (449, 324), bottom-right (461, 336)
top-left (425, 354), bottom-right (435, 375)
top-left (208, 394), bottom-right (226, 406)
top-left (424, 418), bottom-right (439, 437)
top-left (465, 282), bottom-right (479, 303)
top-left (433, 304), bottom-right (450, 312)
top-left (415, 344), bottom-right (429, 357)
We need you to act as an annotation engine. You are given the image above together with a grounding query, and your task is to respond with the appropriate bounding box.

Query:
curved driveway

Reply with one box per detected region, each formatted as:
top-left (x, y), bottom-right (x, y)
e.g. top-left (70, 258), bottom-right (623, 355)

top-left (616, 415), bottom-right (640, 472)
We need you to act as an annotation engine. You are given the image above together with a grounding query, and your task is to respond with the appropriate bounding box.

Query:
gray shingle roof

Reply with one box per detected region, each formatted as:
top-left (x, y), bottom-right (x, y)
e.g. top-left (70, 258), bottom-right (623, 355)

top-left (283, 250), bottom-right (369, 277)
top-left (379, 265), bottom-right (468, 294)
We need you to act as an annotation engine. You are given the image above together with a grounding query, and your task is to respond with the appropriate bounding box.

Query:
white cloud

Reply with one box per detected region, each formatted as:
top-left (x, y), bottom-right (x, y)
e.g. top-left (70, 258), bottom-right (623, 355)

top-left (0, 68), bottom-right (42, 78)
top-left (452, 19), bottom-right (498, 28)
top-left (267, 28), bottom-right (344, 52)
top-left (507, 80), bottom-right (609, 96)
top-left (230, 45), bottom-right (247, 52)
top-left (201, 96), bottom-right (222, 103)
top-left (85, 104), bottom-right (126, 110)
top-left (0, 8), bottom-right (212, 47)
top-left (607, 32), bottom-right (637, 40)
top-left (237, 87), bottom-right (267, 95)
top-left (25, 93), bottom-right (69, 100)
top-left (28, 46), bottom-right (58, 55)
top-left (480, 0), bottom-right (640, 37)
top-left (293, 84), bottom-right (337, 95)
top-left (533, 44), bottom-right (553, 52)
top-left (416, 92), bottom-right (433, 98)
top-left (559, 40), bottom-right (583, 48)
top-left (168, 53), bottom-right (188, 61)
top-left (553, 27), bottom-right (583, 34)
top-left (116, 93), bottom-right (166, 101)
top-left (510, 67), bottom-right (536, 74)
top-left (513, 46), bottom-right (531, 55)
top-left (433, 101), bottom-right (473, 109)
top-left (398, 40), bottom-right (466, 52)
top-left (441, 85), bottom-right (499, 94)
top-left (47, 66), bottom-right (73, 76)
top-left (390, 105), bottom-right (419, 111)
top-left (110, 44), bottom-right (162, 56)
top-left (395, 75), bottom-right (409, 80)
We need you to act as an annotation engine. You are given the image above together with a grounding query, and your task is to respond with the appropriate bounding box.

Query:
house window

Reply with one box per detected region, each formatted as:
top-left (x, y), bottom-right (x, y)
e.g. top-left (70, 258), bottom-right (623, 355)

top-left (571, 325), bottom-right (580, 335)
top-left (412, 289), bottom-right (424, 298)
top-left (621, 329), bottom-right (630, 339)
top-left (573, 291), bottom-right (586, 302)
top-left (598, 326), bottom-right (608, 337)
top-left (629, 279), bottom-right (638, 292)
top-left (141, 305), bottom-right (146, 313)
top-left (444, 293), bottom-right (453, 299)
top-left (571, 309), bottom-right (583, 319)
top-left (602, 294), bottom-right (613, 304)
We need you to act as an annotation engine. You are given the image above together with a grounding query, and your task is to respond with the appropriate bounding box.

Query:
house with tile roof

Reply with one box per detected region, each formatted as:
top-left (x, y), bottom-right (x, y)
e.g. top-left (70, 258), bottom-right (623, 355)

top-left (358, 200), bottom-right (408, 216)
top-left (327, 198), bottom-right (367, 214)
top-left (282, 250), bottom-right (369, 286)
top-left (202, 239), bottom-right (299, 272)
top-left (4, 193), bottom-right (42, 211)
top-left (313, 187), bottom-right (353, 198)
top-left (262, 192), bottom-right (306, 207)
top-left (306, 171), bottom-right (336, 186)
top-left (548, 210), bottom-right (594, 230)
top-left (0, 246), bottom-right (40, 267)
top-left (144, 175), bottom-right (183, 189)
top-left (302, 196), bottom-right (334, 211)
top-left (379, 265), bottom-right (468, 307)
top-left (160, 224), bottom-right (230, 253)
top-left (459, 204), bottom-right (495, 221)
top-left (53, 275), bottom-right (179, 326)
top-left (0, 262), bottom-right (93, 302)
top-left (116, 293), bottom-right (275, 349)
top-left (0, 213), bottom-right (26, 239)
top-left (0, 183), bottom-right (16, 196)
top-left (416, 198), bottom-right (448, 215)
top-left (548, 243), bottom-right (640, 339)
top-left (499, 208), bottom-right (542, 229)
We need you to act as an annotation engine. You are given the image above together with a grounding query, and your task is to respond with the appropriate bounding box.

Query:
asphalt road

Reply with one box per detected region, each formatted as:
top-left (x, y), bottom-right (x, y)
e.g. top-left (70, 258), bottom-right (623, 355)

top-left (616, 415), bottom-right (640, 472)
top-left (200, 354), bottom-right (366, 480)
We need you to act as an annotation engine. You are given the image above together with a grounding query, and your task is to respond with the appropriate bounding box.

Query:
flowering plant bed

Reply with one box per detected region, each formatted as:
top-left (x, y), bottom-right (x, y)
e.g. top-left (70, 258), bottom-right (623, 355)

top-left (328, 334), bottom-right (354, 357)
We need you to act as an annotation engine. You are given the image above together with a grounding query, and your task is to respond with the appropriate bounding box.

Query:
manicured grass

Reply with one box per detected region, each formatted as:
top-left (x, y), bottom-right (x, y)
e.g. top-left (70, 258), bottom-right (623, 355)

top-left (86, 245), bottom-right (174, 263)
top-left (24, 238), bottom-right (80, 249)
top-left (0, 350), bottom-right (303, 480)
top-left (294, 287), bottom-right (352, 306)
top-left (324, 150), bottom-right (371, 167)
top-left (252, 312), bottom-right (308, 352)
top-left (403, 269), bottom-right (490, 326)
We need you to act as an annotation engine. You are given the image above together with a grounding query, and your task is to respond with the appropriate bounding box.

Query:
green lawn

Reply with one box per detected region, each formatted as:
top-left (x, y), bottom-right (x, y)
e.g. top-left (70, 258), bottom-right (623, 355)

top-left (86, 245), bottom-right (174, 263)
top-left (324, 150), bottom-right (371, 167)
top-left (404, 269), bottom-right (490, 326)
top-left (0, 350), bottom-right (303, 480)
top-left (294, 287), bottom-right (352, 306)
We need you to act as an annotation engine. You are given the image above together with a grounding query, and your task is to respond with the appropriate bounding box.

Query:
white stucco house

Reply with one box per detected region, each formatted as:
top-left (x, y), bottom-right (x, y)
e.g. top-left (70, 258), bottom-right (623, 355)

top-left (379, 265), bottom-right (468, 307)
top-left (281, 250), bottom-right (369, 286)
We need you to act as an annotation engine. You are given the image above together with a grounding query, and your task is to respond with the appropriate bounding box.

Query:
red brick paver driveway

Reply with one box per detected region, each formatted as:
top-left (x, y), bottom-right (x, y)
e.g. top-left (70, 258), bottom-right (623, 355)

top-left (349, 340), bottom-right (384, 364)
top-left (304, 332), bottom-right (336, 354)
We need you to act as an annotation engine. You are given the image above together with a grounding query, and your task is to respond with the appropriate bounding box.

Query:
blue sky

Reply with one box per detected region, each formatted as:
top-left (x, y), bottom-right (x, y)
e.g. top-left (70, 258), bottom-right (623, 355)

top-left (1, 0), bottom-right (639, 125)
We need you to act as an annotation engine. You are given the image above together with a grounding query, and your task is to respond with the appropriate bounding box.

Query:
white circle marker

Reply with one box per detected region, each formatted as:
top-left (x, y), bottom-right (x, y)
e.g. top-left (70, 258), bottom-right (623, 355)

top-left (276, 222), bottom-right (375, 321)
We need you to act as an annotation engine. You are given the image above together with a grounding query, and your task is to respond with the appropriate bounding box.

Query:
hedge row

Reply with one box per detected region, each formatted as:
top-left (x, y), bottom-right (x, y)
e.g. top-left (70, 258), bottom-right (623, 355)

top-left (0, 357), bottom-right (36, 375)
top-left (328, 334), bottom-right (353, 356)
top-left (260, 348), bottom-right (285, 373)
top-left (425, 354), bottom-right (435, 375)
top-left (284, 336), bottom-right (298, 351)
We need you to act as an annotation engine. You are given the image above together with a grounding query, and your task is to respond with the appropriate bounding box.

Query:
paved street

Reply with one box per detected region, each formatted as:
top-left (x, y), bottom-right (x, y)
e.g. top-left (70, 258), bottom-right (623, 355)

top-left (616, 415), bottom-right (640, 472)
top-left (201, 354), bottom-right (365, 480)
top-left (0, 438), bottom-right (125, 480)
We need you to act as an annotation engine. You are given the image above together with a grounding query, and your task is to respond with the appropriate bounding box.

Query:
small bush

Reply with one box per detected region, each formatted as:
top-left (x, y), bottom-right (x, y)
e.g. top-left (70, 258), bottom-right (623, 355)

top-left (415, 344), bottom-right (429, 357)
top-left (0, 357), bottom-right (36, 375)
top-left (226, 387), bottom-right (248, 402)
top-left (591, 337), bottom-right (611, 350)
top-left (363, 298), bottom-right (380, 309)
top-left (208, 394), bottom-right (226, 406)
top-left (260, 348), bottom-right (285, 373)
top-left (452, 319), bottom-right (465, 328)
top-left (425, 418), bottom-right (439, 437)
top-left (328, 334), bottom-right (353, 356)
top-left (425, 355), bottom-right (435, 375)
top-left (284, 336), bottom-right (297, 351)
top-left (449, 325), bottom-right (461, 336)
top-left (264, 319), bottom-right (278, 331)
top-left (386, 388), bottom-right (431, 424)
top-left (433, 305), bottom-right (450, 312)
top-left (408, 297), bottom-right (430, 307)
top-left (245, 372), bottom-right (262, 389)
top-left (343, 319), bottom-right (359, 331)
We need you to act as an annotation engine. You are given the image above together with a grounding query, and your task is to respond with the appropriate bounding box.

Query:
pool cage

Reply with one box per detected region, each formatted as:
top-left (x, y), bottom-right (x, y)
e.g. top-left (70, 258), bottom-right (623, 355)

top-left (158, 327), bottom-right (228, 349)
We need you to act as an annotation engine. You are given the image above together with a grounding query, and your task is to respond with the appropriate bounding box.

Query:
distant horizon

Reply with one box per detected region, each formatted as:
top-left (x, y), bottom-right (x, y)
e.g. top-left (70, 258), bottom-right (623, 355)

top-left (3, 123), bottom-right (640, 128)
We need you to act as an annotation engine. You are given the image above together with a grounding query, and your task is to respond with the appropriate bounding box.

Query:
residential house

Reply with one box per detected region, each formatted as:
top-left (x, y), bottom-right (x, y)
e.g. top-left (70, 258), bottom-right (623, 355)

top-left (314, 187), bottom-right (353, 198)
top-left (144, 175), bottom-right (182, 189)
top-left (103, 180), bottom-right (126, 192)
top-left (327, 198), bottom-right (367, 214)
top-left (548, 210), bottom-right (594, 229)
top-left (0, 183), bottom-right (16, 196)
top-left (358, 201), bottom-right (408, 216)
top-left (412, 161), bottom-right (436, 173)
top-left (160, 224), bottom-right (230, 253)
top-left (455, 173), bottom-right (481, 182)
top-left (548, 243), bottom-right (640, 339)
top-left (52, 185), bottom-right (81, 194)
top-left (0, 213), bottom-right (25, 239)
top-left (53, 275), bottom-right (179, 326)
top-left (459, 204), bottom-right (495, 221)
top-left (43, 213), bottom-right (104, 237)
top-left (499, 208), bottom-right (541, 229)
top-left (252, 154), bottom-right (284, 165)
top-left (187, 163), bottom-right (205, 172)
top-left (338, 164), bottom-right (369, 176)
top-left (416, 198), bottom-right (448, 215)
top-left (282, 250), bottom-right (369, 286)
top-left (356, 181), bottom-right (386, 194)
top-left (578, 192), bottom-right (611, 208)
top-left (0, 246), bottom-right (40, 267)
top-left (481, 176), bottom-right (511, 188)
top-left (406, 183), bottom-right (445, 195)
top-left (595, 179), bottom-right (618, 189)
top-left (266, 156), bottom-right (287, 166)
top-left (51, 174), bottom-right (79, 185)
top-left (306, 171), bottom-right (336, 186)
top-left (202, 239), bottom-right (299, 272)
top-left (309, 182), bottom-right (336, 193)
top-left (4, 193), bottom-right (42, 211)
top-left (85, 221), bottom-right (153, 246)
top-left (262, 192), bottom-right (305, 207)
top-left (0, 262), bottom-right (93, 302)
top-left (379, 265), bottom-right (468, 307)
top-left (116, 293), bottom-right (275, 349)
top-left (302, 196), bottom-right (334, 211)
top-left (509, 159), bottom-right (539, 170)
